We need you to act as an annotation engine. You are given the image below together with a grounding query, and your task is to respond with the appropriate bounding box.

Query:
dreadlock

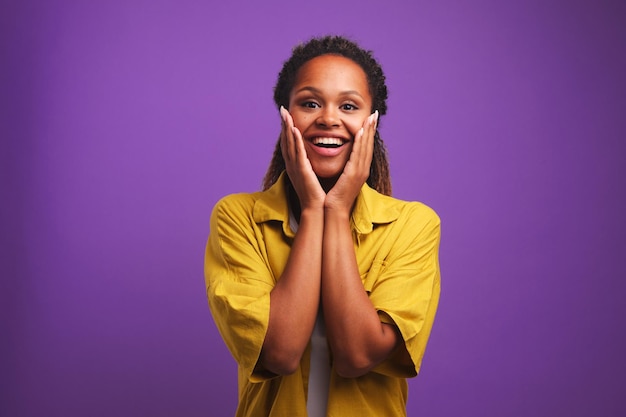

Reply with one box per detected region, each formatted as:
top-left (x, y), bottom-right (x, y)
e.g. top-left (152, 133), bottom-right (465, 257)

top-left (262, 35), bottom-right (392, 196)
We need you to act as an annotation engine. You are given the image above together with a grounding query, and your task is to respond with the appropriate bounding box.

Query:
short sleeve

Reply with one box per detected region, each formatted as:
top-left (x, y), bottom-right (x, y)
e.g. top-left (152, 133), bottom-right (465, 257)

top-left (204, 195), bottom-right (277, 382)
top-left (366, 203), bottom-right (441, 378)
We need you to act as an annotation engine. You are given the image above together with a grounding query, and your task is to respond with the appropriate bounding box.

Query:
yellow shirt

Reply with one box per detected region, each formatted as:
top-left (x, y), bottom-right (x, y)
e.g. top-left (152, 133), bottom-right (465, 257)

top-left (205, 173), bottom-right (441, 417)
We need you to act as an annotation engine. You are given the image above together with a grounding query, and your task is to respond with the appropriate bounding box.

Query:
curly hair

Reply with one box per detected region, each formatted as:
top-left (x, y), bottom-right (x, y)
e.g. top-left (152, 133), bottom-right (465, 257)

top-left (262, 35), bottom-right (392, 196)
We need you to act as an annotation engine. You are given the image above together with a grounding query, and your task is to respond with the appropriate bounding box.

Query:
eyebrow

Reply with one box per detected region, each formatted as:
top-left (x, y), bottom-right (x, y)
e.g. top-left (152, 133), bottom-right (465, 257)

top-left (294, 86), bottom-right (365, 99)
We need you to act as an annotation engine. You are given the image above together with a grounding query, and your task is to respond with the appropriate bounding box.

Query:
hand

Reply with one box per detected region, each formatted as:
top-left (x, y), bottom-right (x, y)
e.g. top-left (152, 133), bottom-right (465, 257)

top-left (279, 107), bottom-right (326, 210)
top-left (325, 111), bottom-right (378, 214)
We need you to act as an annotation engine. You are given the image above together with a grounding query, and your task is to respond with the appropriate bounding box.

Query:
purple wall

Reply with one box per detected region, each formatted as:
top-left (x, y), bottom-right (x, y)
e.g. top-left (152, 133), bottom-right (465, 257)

top-left (3, 1), bottom-right (625, 416)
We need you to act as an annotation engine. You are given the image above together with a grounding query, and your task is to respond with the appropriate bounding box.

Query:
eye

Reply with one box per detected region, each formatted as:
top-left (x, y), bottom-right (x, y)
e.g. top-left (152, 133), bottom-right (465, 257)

top-left (301, 101), bottom-right (320, 109)
top-left (341, 103), bottom-right (358, 111)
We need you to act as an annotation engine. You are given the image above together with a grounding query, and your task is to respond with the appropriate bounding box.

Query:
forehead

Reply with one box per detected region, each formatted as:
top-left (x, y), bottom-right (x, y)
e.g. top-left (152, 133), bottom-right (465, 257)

top-left (293, 55), bottom-right (370, 94)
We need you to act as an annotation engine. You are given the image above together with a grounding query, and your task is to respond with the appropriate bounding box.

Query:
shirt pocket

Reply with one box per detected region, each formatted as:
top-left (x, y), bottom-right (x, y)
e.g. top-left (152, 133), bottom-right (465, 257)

top-left (361, 259), bottom-right (387, 295)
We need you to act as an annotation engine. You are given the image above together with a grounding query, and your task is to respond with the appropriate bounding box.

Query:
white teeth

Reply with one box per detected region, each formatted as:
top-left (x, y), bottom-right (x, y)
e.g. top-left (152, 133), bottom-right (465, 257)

top-left (312, 137), bottom-right (344, 146)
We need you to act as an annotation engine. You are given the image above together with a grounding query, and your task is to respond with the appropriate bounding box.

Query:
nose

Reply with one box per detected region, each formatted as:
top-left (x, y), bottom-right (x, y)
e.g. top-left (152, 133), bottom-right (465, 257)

top-left (316, 107), bottom-right (340, 128)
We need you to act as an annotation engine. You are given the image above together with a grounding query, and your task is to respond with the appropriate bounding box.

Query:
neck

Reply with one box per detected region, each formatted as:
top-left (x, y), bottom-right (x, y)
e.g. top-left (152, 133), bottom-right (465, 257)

top-left (318, 176), bottom-right (338, 193)
top-left (286, 175), bottom-right (344, 222)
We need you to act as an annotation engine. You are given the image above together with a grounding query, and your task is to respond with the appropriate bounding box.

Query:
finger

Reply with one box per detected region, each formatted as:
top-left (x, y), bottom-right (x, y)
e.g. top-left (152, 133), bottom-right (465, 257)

top-left (347, 112), bottom-right (375, 179)
top-left (285, 110), bottom-right (303, 163)
top-left (280, 106), bottom-right (296, 162)
top-left (292, 124), bottom-right (307, 162)
top-left (357, 113), bottom-right (375, 176)
top-left (364, 110), bottom-right (377, 163)
top-left (279, 107), bottom-right (288, 158)
top-left (354, 112), bottom-right (376, 165)
top-left (351, 126), bottom-right (365, 164)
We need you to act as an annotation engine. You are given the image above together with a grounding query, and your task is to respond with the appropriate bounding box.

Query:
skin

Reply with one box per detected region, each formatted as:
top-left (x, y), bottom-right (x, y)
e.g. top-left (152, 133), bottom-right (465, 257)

top-left (259, 55), bottom-right (401, 378)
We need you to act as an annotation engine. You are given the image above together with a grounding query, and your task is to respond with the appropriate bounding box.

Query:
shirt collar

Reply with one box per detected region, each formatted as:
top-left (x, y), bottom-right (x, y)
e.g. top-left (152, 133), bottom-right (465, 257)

top-left (352, 180), bottom-right (400, 234)
top-left (252, 172), bottom-right (400, 237)
top-left (252, 172), bottom-right (295, 238)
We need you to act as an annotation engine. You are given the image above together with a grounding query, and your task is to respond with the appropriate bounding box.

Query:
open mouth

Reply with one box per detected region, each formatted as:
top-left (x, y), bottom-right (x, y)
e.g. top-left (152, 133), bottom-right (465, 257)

top-left (311, 137), bottom-right (345, 148)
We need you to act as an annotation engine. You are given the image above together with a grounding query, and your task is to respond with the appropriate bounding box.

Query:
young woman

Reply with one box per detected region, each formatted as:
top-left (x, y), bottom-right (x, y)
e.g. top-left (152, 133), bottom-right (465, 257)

top-left (205, 35), bottom-right (441, 417)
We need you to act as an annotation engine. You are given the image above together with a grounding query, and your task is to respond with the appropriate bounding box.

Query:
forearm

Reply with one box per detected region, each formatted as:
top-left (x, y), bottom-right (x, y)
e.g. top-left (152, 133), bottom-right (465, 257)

top-left (321, 208), bottom-right (400, 378)
top-left (260, 207), bottom-right (324, 374)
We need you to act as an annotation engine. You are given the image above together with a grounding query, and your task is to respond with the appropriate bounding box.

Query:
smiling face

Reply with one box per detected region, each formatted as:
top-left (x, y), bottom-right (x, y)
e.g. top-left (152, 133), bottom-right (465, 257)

top-left (288, 54), bottom-right (373, 186)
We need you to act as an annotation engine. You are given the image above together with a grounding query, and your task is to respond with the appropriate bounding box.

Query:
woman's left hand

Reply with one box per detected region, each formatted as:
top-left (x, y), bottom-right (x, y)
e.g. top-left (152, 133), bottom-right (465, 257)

top-left (325, 111), bottom-right (378, 214)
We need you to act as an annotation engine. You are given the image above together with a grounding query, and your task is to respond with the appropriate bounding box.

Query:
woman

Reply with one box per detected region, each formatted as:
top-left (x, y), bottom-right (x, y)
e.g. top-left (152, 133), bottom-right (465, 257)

top-left (205, 35), bottom-right (441, 417)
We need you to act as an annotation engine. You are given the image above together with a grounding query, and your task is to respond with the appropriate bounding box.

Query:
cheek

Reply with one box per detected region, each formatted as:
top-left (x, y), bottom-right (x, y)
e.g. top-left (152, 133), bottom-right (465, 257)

top-left (291, 113), bottom-right (312, 130)
top-left (344, 116), bottom-right (368, 134)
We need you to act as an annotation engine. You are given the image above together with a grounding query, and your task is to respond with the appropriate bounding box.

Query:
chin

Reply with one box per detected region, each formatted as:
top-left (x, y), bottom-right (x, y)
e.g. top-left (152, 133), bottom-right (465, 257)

top-left (312, 165), bottom-right (345, 182)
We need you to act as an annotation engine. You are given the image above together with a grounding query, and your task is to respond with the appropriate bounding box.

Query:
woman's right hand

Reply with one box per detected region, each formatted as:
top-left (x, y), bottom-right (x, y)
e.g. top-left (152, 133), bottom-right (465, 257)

top-left (280, 106), bottom-right (326, 210)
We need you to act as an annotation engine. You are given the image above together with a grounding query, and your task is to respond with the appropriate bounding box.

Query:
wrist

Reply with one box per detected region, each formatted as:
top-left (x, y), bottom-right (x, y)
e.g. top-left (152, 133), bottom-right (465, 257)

top-left (299, 205), bottom-right (325, 220)
top-left (323, 204), bottom-right (352, 221)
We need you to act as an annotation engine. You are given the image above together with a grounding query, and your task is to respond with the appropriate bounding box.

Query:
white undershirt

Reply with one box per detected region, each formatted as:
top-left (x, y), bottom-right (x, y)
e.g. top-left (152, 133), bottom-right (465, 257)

top-left (307, 309), bottom-right (331, 416)
top-left (289, 210), bottom-right (331, 417)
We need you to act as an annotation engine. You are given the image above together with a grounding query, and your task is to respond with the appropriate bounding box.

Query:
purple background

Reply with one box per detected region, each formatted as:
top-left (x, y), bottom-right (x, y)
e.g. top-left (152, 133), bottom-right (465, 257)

top-left (2, 1), bottom-right (625, 416)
